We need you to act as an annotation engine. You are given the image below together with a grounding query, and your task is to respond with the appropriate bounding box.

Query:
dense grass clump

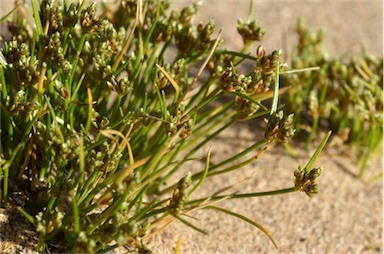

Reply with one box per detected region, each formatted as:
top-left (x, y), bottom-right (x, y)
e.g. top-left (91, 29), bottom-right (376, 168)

top-left (283, 19), bottom-right (383, 177)
top-left (0, 1), bottom-right (341, 252)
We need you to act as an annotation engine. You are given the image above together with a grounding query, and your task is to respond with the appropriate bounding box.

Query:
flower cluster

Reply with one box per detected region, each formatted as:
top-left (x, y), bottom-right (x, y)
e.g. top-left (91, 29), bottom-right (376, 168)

top-left (2, 41), bottom-right (40, 85)
top-left (156, 59), bottom-right (187, 94)
top-left (41, 32), bottom-right (72, 70)
top-left (40, 0), bottom-right (63, 33)
top-left (164, 104), bottom-right (194, 139)
top-left (85, 142), bottom-right (122, 174)
top-left (264, 110), bottom-right (295, 143)
top-left (168, 172), bottom-right (192, 214)
top-left (219, 48), bottom-right (283, 94)
top-left (237, 19), bottom-right (265, 47)
top-left (39, 0), bottom-right (85, 35)
top-left (218, 48), bottom-right (286, 120)
top-left (294, 166), bottom-right (323, 197)
top-left (80, 2), bottom-right (104, 34)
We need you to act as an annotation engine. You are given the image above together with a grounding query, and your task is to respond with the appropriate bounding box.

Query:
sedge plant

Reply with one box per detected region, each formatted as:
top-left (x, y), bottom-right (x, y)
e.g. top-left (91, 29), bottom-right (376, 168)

top-left (1, 0), bottom-right (331, 252)
top-left (283, 18), bottom-right (383, 178)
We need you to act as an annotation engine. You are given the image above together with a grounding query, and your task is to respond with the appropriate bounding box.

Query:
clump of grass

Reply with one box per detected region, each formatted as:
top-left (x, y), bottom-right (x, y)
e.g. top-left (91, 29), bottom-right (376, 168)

top-left (283, 18), bottom-right (383, 178)
top-left (0, 1), bottom-right (330, 252)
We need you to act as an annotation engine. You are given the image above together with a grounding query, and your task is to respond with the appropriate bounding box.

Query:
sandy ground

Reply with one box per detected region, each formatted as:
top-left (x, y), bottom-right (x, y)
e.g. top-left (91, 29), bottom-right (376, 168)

top-left (148, 126), bottom-right (383, 253)
top-left (0, 0), bottom-right (383, 253)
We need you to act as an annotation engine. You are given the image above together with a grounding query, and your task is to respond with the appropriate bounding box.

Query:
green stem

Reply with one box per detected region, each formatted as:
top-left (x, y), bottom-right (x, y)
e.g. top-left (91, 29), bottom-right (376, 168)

top-left (304, 130), bottom-right (332, 173)
top-left (17, 207), bottom-right (35, 224)
top-left (31, 0), bottom-right (43, 35)
top-left (206, 205), bottom-right (278, 250)
top-left (207, 156), bottom-right (255, 177)
top-left (210, 139), bottom-right (268, 172)
top-left (144, 187), bottom-right (297, 219)
top-left (2, 142), bottom-right (24, 206)
top-left (305, 116), bottom-right (319, 150)
top-left (188, 187), bottom-right (297, 206)
top-left (270, 61), bottom-right (280, 115)
top-left (72, 194), bottom-right (80, 234)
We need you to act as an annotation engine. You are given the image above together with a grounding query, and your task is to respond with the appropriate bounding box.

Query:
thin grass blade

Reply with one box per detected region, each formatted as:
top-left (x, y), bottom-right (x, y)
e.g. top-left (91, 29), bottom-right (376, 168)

top-left (206, 205), bottom-right (278, 250)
